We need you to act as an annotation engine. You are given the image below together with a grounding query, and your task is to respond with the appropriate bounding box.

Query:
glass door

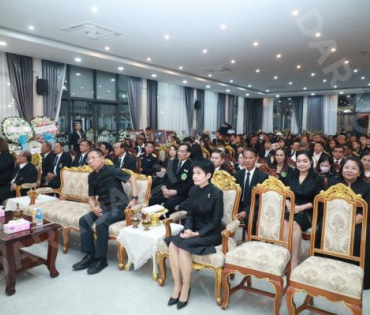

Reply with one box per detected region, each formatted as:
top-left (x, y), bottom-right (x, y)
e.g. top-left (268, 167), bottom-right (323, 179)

top-left (96, 103), bottom-right (118, 143)
top-left (72, 100), bottom-right (94, 142)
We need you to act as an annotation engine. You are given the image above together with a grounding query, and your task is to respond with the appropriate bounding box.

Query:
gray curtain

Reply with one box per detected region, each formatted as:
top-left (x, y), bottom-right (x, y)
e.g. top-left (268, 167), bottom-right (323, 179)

top-left (147, 79), bottom-right (158, 129)
top-left (227, 95), bottom-right (238, 130)
top-left (185, 87), bottom-right (194, 131)
top-left (6, 53), bottom-right (33, 120)
top-left (292, 96), bottom-right (304, 133)
top-left (307, 96), bottom-right (324, 132)
top-left (216, 93), bottom-right (226, 128)
top-left (127, 76), bottom-right (142, 129)
top-left (42, 60), bottom-right (65, 120)
top-left (244, 98), bottom-right (263, 134)
top-left (196, 89), bottom-right (205, 131)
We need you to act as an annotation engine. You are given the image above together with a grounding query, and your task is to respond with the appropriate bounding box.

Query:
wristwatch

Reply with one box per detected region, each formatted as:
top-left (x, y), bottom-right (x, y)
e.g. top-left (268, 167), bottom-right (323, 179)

top-left (132, 196), bottom-right (139, 201)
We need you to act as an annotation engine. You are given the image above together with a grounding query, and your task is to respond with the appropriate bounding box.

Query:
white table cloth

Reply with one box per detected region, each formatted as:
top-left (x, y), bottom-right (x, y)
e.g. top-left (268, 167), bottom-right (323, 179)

top-left (5, 194), bottom-right (58, 211)
top-left (117, 222), bottom-right (183, 279)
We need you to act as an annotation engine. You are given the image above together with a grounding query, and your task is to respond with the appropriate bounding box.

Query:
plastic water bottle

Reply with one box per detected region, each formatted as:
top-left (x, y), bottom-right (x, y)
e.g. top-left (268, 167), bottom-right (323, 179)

top-left (35, 209), bottom-right (43, 226)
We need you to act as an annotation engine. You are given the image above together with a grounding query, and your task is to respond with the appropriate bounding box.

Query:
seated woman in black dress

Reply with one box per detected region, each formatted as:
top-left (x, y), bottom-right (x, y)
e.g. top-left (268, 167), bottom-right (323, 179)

top-left (165, 159), bottom-right (223, 309)
top-left (271, 148), bottom-right (293, 180)
top-left (314, 154), bottom-right (337, 188)
top-left (282, 151), bottom-right (324, 269)
top-left (316, 157), bottom-right (370, 290)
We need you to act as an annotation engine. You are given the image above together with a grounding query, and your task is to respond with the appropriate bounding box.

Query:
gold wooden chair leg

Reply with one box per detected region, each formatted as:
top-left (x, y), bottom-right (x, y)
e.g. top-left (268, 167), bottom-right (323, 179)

top-left (221, 268), bottom-right (234, 310)
top-left (345, 302), bottom-right (362, 315)
top-left (118, 243), bottom-right (126, 270)
top-left (62, 227), bottom-right (70, 254)
top-left (270, 278), bottom-right (284, 315)
top-left (157, 253), bottom-right (168, 286)
top-left (215, 267), bottom-right (222, 305)
top-left (286, 286), bottom-right (299, 315)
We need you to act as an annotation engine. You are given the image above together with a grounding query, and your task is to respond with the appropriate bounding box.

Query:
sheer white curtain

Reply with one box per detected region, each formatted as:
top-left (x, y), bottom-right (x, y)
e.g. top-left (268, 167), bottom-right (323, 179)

top-left (291, 111), bottom-right (298, 134)
top-left (0, 52), bottom-right (18, 130)
top-left (157, 82), bottom-right (188, 130)
top-left (236, 96), bottom-right (244, 134)
top-left (302, 96), bottom-right (308, 131)
top-left (262, 97), bottom-right (274, 133)
top-left (204, 90), bottom-right (218, 131)
top-left (323, 95), bottom-right (338, 135)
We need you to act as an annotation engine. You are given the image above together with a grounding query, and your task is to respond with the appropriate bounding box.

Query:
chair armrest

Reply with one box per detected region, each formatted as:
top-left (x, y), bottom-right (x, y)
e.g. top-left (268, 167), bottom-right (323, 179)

top-left (15, 183), bottom-right (38, 198)
top-left (163, 210), bottom-right (187, 238)
top-left (221, 220), bottom-right (240, 254)
top-left (35, 187), bottom-right (60, 195)
top-left (125, 204), bottom-right (146, 226)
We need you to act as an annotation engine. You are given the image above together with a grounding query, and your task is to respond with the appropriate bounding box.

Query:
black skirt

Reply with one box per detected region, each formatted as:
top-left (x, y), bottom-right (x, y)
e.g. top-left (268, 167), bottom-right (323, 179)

top-left (284, 210), bottom-right (311, 232)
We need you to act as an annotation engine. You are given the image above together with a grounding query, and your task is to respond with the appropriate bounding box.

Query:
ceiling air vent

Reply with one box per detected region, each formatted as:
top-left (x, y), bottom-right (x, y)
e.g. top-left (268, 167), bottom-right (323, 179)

top-left (202, 66), bottom-right (230, 73)
top-left (359, 50), bottom-right (370, 57)
top-left (60, 22), bottom-right (122, 40)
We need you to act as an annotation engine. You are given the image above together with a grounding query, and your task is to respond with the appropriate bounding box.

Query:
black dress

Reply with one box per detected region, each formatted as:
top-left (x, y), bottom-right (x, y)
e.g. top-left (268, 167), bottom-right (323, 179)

top-left (316, 177), bottom-right (370, 290)
top-left (282, 169), bottom-right (324, 231)
top-left (165, 183), bottom-right (223, 255)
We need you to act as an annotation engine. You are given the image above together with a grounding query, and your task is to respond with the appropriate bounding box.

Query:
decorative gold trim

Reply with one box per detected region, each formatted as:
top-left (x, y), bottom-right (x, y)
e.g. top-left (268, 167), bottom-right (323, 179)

top-left (211, 170), bottom-right (238, 190)
top-left (31, 152), bottom-right (42, 166)
top-left (122, 168), bottom-right (151, 180)
top-left (255, 176), bottom-right (291, 194)
top-left (63, 165), bottom-right (93, 172)
top-left (317, 183), bottom-right (363, 202)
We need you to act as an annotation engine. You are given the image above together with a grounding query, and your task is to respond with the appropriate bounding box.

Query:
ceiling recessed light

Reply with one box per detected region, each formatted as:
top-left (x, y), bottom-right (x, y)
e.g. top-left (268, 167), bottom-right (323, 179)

top-left (220, 24), bottom-right (227, 30)
top-left (368, 83), bottom-right (370, 86)
top-left (292, 10), bottom-right (299, 16)
top-left (311, 93), bottom-right (315, 96)
top-left (266, 89), bottom-right (270, 92)
top-left (179, 66), bottom-right (183, 70)
top-left (347, 95), bottom-right (351, 97)
top-left (118, 66), bottom-right (124, 71)
top-left (246, 93), bottom-right (250, 97)
top-left (311, 72), bottom-right (315, 76)
top-left (0, 41), bottom-right (7, 46)
top-left (75, 57), bottom-right (82, 62)
top-left (147, 57), bottom-right (151, 61)
top-left (334, 85), bottom-right (337, 88)
top-left (105, 46), bottom-right (110, 51)
top-left (255, 69), bottom-right (260, 73)
top-left (253, 41), bottom-right (259, 46)
top-left (361, 76), bottom-right (365, 80)
top-left (340, 91), bottom-right (344, 94)
top-left (303, 87), bottom-right (307, 90)
top-left (76, 73), bottom-right (81, 76)
top-left (151, 74), bottom-right (157, 78)
top-left (206, 85), bottom-right (210, 88)
top-left (164, 34), bottom-right (170, 40)
top-left (183, 80), bottom-right (188, 84)
top-left (248, 84), bottom-right (252, 88)
top-left (315, 33), bottom-right (321, 37)
top-left (276, 95), bottom-right (280, 98)
top-left (323, 79), bottom-right (327, 82)
top-left (91, 7), bottom-right (98, 13)
top-left (354, 69), bottom-right (358, 73)
top-left (296, 65), bottom-right (301, 69)
top-left (202, 49), bottom-right (208, 54)
top-left (226, 89), bottom-right (230, 92)
top-left (331, 47), bottom-right (336, 52)
top-left (208, 74), bottom-right (212, 77)
top-left (289, 82), bottom-right (293, 85)
top-left (276, 54), bottom-right (281, 58)
top-left (231, 60), bottom-right (235, 64)
top-left (28, 25), bottom-right (35, 31)
top-left (274, 76), bottom-right (278, 80)
top-left (344, 60), bottom-right (349, 64)
top-left (111, 79), bottom-right (115, 82)
top-left (230, 80), bottom-right (233, 83)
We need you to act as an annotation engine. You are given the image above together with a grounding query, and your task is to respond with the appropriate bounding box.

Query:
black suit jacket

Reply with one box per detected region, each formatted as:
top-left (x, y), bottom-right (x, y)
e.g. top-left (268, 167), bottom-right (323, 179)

top-left (234, 168), bottom-right (268, 217)
top-left (113, 153), bottom-right (137, 172)
top-left (42, 152), bottom-right (55, 177)
top-left (12, 162), bottom-right (38, 185)
top-left (162, 159), bottom-right (193, 196)
top-left (72, 153), bottom-right (88, 167)
top-left (52, 152), bottom-right (72, 176)
top-left (70, 131), bottom-right (86, 152)
top-left (0, 151), bottom-right (15, 185)
top-left (258, 149), bottom-right (273, 159)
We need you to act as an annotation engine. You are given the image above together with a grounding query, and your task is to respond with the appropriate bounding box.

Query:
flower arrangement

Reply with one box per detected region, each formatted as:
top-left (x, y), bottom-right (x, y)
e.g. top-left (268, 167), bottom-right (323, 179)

top-left (1, 116), bottom-right (33, 144)
top-left (118, 129), bottom-right (129, 141)
top-left (97, 130), bottom-right (116, 144)
top-left (86, 128), bottom-right (95, 142)
top-left (30, 116), bottom-right (58, 142)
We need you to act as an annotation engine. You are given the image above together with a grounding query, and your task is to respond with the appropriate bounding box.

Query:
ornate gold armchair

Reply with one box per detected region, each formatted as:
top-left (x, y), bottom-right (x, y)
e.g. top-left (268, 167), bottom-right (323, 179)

top-left (286, 183), bottom-right (368, 315)
top-left (156, 170), bottom-right (242, 304)
top-left (221, 177), bottom-right (295, 315)
top-left (15, 153), bottom-right (42, 197)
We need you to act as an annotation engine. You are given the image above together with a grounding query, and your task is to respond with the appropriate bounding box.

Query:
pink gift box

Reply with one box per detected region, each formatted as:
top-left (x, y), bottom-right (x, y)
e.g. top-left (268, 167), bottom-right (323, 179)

top-left (0, 209), bottom-right (4, 217)
top-left (3, 219), bottom-right (31, 234)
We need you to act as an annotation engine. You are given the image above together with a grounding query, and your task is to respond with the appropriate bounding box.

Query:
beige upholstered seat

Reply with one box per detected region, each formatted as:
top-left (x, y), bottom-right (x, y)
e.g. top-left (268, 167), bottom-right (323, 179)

top-left (156, 170), bottom-right (242, 305)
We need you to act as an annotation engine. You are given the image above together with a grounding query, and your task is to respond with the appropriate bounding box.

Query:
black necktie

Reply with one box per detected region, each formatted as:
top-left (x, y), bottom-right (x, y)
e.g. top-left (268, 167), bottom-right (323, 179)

top-left (243, 172), bottom-right (251, 201)
top-left (79, 155), bottom-right (83, 166)
top-left (118, 158), bottom-right (122, 168)
top-left (176, 161), bottom-right (182, 174)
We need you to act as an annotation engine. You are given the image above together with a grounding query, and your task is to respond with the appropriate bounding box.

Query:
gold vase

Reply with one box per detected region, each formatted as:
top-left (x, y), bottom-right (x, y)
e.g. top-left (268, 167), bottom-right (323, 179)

top-left (131, 217), bottom-right (140, 228)
top-left (142, 219), bottom-right (151, 231)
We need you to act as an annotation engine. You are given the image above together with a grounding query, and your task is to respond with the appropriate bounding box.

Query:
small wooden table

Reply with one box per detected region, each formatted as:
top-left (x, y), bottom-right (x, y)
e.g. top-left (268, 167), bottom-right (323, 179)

top-left (0, 212), bottom-right (60, 296)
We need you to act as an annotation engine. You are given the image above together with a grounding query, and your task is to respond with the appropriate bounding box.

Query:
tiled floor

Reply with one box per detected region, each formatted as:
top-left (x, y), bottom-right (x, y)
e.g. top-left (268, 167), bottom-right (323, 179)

top-left (0, 232), bottom-right (368, 315)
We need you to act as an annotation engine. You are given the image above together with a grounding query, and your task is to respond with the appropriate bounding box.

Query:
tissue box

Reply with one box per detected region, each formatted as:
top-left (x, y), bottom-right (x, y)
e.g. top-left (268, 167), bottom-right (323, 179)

top-left (141, 204), bottom-right (165, 215)
top-left (0, 208), bottom-right (4, 217)
top-left (3, 219), bottom-right (30, 234)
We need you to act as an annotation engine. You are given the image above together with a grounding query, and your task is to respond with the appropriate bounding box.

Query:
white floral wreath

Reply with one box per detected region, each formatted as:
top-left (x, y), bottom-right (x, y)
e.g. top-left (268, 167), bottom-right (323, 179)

top-left (1, 116), bottom-right (34, 144)
top-left (30, 116), bottom-right (58, 142)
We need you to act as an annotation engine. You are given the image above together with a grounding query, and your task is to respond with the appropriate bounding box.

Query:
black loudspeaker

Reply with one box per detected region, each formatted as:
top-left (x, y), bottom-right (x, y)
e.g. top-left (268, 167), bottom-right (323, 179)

top-left (194, 100), bottom-right (202, 110)
top-left (36, 79), bottom-right (48, 95)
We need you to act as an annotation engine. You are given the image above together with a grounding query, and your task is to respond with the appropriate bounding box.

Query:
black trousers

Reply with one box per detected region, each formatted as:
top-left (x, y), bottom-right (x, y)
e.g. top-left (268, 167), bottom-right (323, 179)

top-left (48, 176), bottom-right (61, 189)
top-left (0, 185), bottom-right (16, 204)
top-left (149, 191), bottom-right (187, 214)
top-left (79, 208), bottom-right (126, 259)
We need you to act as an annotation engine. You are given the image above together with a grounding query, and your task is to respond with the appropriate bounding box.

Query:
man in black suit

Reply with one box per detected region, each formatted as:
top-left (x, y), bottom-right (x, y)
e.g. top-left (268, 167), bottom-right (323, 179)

top-left (0, 150), bottom-right (38, 203)
top-left (183, 137), bottom-right (203, 162)
top-left (113, 142), bottom-right (137, 172)
top-left (72, 140), bottom-right (92, 167)
top-left (135, 134), bottom-right (146, 158)
top-left (46, 142), bottom-right (72, 189)
top-left (234, 148), bottom-right (268, 225)
top-left (41, 142), bottom-right (54, 184)
top-left (0, 138), bottom-right (15, 192)
top-left (211, 149), bottom-right (232, 174)
top-left (149, 143), bottom-right (193, 214)
top-left (258, 141), bottom-right (272, 159)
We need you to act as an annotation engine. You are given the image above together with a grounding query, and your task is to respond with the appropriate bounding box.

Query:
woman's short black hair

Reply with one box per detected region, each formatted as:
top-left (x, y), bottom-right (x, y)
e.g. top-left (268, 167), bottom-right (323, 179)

top-left (192, 159), bottom-right (215, 177)
top-left (296, 150), bottom-right (312, 162)
top-left (340, 156), bottom-right (365, 181)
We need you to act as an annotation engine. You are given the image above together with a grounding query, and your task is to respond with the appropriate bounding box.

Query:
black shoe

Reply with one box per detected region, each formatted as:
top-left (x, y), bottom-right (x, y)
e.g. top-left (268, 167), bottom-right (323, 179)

top-left (168, 294), bottom-right (180, 306)
top-left (177, 288), bottom-right (191, 310)
top-left (87, 259), bottom-right (108, 275)
top-left (72, 254), bottom-right (95, 271)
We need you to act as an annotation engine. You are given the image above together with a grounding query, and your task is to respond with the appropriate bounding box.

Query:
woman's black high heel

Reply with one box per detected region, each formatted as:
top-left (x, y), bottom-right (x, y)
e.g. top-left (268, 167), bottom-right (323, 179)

top-left (168, 294), bottom-right (180, 306)
top-left (177, 288), bottom-right (191, 309)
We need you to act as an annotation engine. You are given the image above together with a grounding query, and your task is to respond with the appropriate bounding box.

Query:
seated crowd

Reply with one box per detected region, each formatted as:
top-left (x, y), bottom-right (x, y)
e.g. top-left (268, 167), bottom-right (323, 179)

top-left (1, 124), bottom-right (370, 310)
